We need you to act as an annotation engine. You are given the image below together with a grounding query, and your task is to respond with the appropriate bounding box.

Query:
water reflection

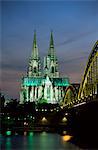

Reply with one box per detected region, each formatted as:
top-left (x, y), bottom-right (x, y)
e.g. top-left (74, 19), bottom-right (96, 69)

top-left (6, 137), bottom-right (11, 150)
top-left (24, 131), bottom-right (27, 136)
top-left (62, 135), bottom-right (72, 142)
top-left (29, 132), bottom-right (34, 136)
top-left (1, 132), bottom-right (79, 150)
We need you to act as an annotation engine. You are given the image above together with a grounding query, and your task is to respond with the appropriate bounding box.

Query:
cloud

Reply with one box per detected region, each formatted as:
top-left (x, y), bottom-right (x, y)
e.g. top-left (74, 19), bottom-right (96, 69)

top-left (59, 54), bottom-right (88, 83)
top-left (56, 29), bottom-right (98, 46)
top-left (1, 60), bottom-right (25, 72)
top-left (1, 80), bottom-right (20, 99)
top-left (59, 55), bottom-right (87, 64)
top-left (1, 54), bottom-right (28, 72)
top-left (1, 69), bottom-right (24, 99)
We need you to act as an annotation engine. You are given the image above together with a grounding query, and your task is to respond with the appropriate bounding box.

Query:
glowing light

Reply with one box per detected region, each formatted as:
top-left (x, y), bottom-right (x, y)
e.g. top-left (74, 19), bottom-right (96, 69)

top-left (23, 78), bottom-right (42, 86)
top-left (65, 113), bottom-right (68, 116)
top-left (6, 137), bottom-right (11, 149)
top-left (7, 117), bottom-right (10, 119)
top-left (62, 117), bottom-right (67, 122)
top-left (24, 122), bottom-right (28, 125)
top-left (73, 102), bottom-right (86, 107)
top-left (6, 131), bottom-right (11, 136)
top-left (33, 117), bottom-right (35, 120)
top-left (41, 131), bottom-right (47, 136)
top-left (29, 132), bottom-right (34, 136)
top-left (63, 131), bottom-right (67, 135)
top-left (23, 76), bottom-right (70, 87)
top-left (62, 135), bottom-right (72, 142)
top-left (42, 117), bottom-right (47, 122)
top-left (24, 122), bottom-right (26, 125)
top-left (24, 131), bottom-right (27, 136)
top-left (61, 106), bottom-right (63, 109)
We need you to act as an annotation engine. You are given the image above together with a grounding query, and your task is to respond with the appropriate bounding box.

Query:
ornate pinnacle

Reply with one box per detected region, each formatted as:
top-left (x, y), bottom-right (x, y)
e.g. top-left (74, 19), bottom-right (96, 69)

top-left (49, 31), bottom-right (54, 49)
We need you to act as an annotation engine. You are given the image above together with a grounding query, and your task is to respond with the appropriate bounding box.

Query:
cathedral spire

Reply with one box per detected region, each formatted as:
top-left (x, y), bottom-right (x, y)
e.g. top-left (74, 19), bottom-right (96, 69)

top-left (48, 31), bottom-right (55, 57)
top-left (32, 30), bottom-right (38, 59)
top-left (49, 31), bottom-right (54, 49)
top-left (28, 31), bottom-right (41, 77)
top-left (33, 30), bottom-right (37, 49)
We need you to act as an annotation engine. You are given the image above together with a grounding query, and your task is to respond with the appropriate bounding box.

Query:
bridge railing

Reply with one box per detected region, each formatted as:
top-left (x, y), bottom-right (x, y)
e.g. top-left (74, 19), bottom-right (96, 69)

top-left (64, 93), bottom-right (98, 109)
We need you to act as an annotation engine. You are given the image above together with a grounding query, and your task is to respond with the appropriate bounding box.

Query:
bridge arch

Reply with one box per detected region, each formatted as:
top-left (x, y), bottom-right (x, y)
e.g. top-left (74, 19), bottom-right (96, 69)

top-left (63, 85), bottom-right (77, 106)
top-left (78, 41), bottom-right (98, 100)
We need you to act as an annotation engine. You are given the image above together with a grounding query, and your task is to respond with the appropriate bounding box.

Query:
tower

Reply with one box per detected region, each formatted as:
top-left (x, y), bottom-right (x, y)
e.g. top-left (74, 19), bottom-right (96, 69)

top-left (28, 31), bottom-right (41, 77)
top-left (44, 32), bottom-right (59, 78)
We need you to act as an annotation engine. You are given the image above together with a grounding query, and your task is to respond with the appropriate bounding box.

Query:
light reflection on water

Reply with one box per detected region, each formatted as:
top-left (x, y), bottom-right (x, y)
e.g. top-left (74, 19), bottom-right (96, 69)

top-left (1, 132), bottom-right (79, 150)
top-left (62, 135), bottom-right (73, 142)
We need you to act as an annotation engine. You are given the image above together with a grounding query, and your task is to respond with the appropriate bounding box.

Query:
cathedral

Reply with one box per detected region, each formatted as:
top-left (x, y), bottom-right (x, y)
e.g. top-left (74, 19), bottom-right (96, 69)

top-left (20, 32), bottom-right (70, 104)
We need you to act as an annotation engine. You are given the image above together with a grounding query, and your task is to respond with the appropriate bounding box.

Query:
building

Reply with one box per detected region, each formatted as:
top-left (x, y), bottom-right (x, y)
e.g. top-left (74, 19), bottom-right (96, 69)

top-left (20, 32), bottom-right (70, 104)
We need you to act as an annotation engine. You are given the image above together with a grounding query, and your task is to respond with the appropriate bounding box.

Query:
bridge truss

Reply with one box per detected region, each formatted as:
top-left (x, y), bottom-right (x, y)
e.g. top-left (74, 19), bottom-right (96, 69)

top-left (78, 41), bottom-right (98, 100)
top-left (62, 41), bottom-right (98, 108)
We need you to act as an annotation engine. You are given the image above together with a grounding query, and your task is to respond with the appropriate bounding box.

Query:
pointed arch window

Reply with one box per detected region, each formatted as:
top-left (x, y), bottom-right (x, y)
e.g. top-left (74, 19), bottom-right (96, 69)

top-left (34, 67), bottom-right (37, 73)
top-left (51, 66), bottom-right (55, 73)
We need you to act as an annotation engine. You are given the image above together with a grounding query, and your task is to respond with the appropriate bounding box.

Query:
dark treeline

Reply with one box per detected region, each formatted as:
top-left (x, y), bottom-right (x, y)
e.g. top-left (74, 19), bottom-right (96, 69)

top-left (0, 93), bottom-right (65, 134)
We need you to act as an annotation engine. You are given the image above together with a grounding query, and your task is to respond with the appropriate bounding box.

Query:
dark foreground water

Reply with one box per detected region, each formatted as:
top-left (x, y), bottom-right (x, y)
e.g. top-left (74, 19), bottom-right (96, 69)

top-left (0, 132), bottom-right (80, 150)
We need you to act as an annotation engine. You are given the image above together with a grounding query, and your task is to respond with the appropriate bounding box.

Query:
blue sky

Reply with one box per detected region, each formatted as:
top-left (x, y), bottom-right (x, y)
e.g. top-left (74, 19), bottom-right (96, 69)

top-left (1, 1), bottom-right (98, 99)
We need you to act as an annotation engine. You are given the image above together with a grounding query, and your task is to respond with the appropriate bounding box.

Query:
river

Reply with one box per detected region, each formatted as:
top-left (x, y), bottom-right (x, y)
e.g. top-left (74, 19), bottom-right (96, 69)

top-left (1, 132), bottom-right (80, 150)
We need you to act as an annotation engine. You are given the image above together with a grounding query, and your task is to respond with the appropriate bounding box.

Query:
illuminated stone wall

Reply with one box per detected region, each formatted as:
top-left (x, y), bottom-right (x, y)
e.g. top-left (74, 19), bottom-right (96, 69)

top-left (20, 32), bottom-right (70, 104)
top-left (20, 76), bottom-right (70, 104)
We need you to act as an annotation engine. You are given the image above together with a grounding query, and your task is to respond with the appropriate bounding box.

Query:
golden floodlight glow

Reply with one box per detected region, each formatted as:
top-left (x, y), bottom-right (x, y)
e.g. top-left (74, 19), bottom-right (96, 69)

top-left (42, 117), bottom-right (47, 122)
top-left (63, 131), bottom-right (67, 134)
top-left (62, 135), bottom-right (72, 142)
top-left (62, 117), bottom-right (67, 122)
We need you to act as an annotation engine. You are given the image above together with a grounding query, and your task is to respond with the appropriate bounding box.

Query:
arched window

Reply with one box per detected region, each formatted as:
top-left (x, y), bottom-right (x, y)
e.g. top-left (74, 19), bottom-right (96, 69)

top-left (51, 66), bottom-right (54, 73)
top-left (34, 67), bottom-right (37, 73)
top-left (23, 91), bottom-right (26, 100)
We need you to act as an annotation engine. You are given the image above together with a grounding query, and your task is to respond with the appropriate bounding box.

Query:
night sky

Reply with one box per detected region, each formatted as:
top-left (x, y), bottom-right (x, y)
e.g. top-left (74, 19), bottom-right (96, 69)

top-left (1, 1), bottom-right (98, 99)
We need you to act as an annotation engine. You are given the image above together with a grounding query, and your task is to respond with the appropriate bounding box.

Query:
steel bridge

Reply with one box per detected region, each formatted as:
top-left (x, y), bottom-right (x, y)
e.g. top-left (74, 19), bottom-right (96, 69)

top-left (62, 41), bottom-right (98, 108)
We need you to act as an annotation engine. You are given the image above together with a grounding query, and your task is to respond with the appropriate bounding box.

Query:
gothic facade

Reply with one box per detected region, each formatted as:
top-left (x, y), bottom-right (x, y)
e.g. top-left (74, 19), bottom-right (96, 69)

top-left (20, 32), bottom-right (70, 104)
